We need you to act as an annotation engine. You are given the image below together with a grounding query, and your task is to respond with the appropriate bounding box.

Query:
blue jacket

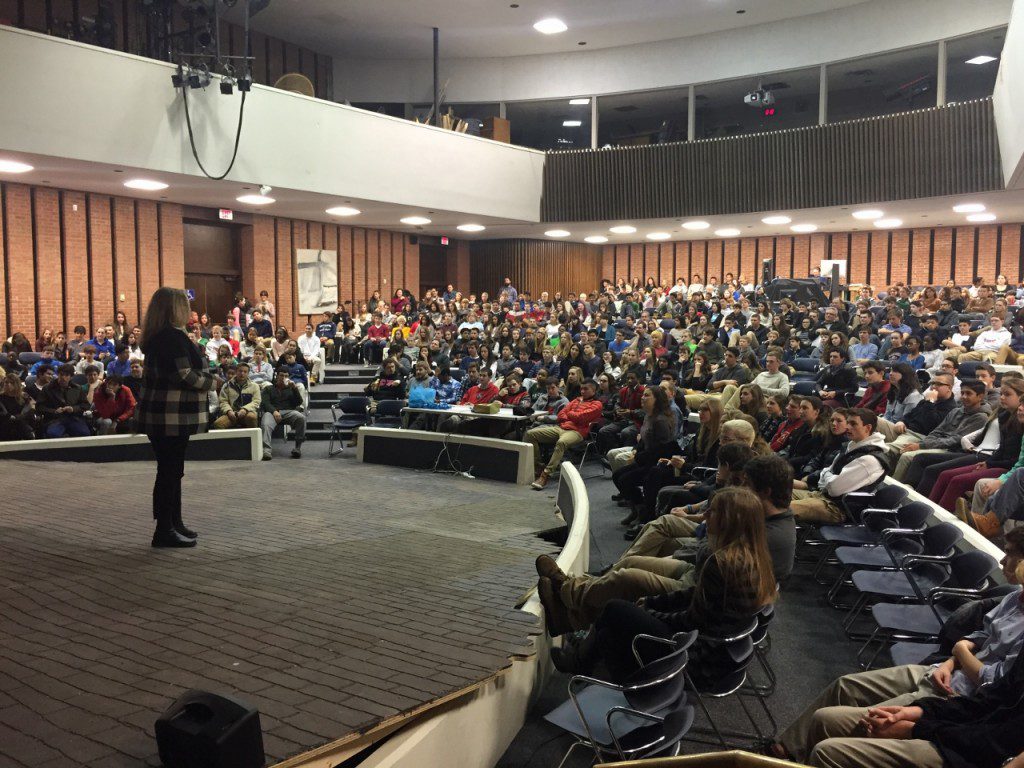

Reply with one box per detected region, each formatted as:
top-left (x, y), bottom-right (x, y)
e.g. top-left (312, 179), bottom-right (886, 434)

top-left (279, 362), bottom-right (308, 387)
top-left (29, 359), bottom-right (59, 376)
top-left (106, 358), bottom-right (133, 377)
top-left (315, 321), bottom-right (337, 339)
top-left (89, 338), bottom-right (116, 358)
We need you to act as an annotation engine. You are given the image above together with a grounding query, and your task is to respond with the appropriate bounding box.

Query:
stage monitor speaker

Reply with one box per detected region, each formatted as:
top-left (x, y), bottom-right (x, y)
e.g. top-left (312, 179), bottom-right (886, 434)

top-left (763, 278), bottom-right (829, 306)
top-left (156, 690), bottom-right (264, 768)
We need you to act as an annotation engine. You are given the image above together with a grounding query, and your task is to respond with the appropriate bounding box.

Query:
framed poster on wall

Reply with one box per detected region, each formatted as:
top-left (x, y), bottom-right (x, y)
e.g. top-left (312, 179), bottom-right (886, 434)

top-left (296, 249), bottom-right (338, 315)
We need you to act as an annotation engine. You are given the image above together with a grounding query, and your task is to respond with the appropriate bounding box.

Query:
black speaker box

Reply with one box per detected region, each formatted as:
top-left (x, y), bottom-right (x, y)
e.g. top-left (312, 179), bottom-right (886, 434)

top-left (155, 690), bottom-right (265, 768)
top-left (763, 278), bottom-right (829, 305)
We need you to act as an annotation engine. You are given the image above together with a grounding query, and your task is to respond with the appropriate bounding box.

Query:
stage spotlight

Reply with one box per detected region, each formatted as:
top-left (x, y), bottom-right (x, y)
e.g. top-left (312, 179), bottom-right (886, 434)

top-left (237, 73), bottom-right (252, 92)
top-left (220, 78), bottom-right (234, 95)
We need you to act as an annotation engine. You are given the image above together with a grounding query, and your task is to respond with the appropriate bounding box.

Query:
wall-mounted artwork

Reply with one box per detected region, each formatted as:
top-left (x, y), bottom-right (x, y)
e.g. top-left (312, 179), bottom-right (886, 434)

top-left (296, 249), bottom-right (338, 315)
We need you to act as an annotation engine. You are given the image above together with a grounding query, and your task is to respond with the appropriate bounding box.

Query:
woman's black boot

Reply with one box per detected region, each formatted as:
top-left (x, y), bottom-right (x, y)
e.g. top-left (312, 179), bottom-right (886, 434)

top-left (551, 631), bottom-right (599, 675)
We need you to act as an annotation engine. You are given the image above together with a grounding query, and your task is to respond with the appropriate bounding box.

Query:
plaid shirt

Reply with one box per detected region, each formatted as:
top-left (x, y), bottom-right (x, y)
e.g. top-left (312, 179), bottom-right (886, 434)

top-left (137, 327), bottom-right (218, 437)
top-left (428, 376), bottom-right (462, 405)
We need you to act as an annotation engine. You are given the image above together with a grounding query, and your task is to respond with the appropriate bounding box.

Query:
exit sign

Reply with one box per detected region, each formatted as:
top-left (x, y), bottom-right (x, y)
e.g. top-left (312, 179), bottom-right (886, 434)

top-left (440, 236), bottom-right (449, 246)
top-left (219, 209), bottom-right (234, 221)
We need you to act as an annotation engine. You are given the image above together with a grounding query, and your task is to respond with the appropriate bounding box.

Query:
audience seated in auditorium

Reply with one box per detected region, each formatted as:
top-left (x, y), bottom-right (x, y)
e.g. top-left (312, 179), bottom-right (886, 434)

top-left (213, 362), bottom-right (261, 430)
top-left (0, 372), bottom-right (35, 441)
top-left (91, 374), bottom-right (136, 435)
top-left (790, 408), bottom-right (887, 523)
top-left (770, 529), bottom-right (1024, 767)
top-left (526, 378), bottom-right (602, 490)
top-left (543, 486), bottom-right (778, 683)
top-left (260, 368), bottom-right (305, 460)
top-left (38, 364), bottom-right (91, 438)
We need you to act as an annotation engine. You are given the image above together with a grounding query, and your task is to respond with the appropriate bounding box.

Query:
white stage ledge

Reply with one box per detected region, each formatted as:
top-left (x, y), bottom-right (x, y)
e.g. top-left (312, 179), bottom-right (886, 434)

top-left (0, 428), bottom-right (262, 462)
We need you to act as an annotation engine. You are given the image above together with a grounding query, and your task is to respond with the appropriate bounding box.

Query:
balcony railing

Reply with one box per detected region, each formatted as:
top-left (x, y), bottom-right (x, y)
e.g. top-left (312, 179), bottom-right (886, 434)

top-left (541, 98), bottom-right (1003, 222)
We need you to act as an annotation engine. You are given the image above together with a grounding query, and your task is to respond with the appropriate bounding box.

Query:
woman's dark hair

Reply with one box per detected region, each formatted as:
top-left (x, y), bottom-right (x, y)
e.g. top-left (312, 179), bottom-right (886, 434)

top-left (887, 362), bottom-right (921, 403)
top-left (744, 454), bottom-right (794, 509)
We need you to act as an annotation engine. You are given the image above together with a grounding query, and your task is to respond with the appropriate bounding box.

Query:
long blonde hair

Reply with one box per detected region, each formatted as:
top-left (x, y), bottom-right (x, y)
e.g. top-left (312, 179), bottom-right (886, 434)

top-left (141, 287), bottom-right (190, 353)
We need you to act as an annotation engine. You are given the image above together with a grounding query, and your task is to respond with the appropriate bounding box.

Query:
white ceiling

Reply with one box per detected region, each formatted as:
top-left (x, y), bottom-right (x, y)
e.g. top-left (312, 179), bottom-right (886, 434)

top-left (4, 150), bottom-right (1024, 245)
top-left (227, 0), bottom-right (871, 60)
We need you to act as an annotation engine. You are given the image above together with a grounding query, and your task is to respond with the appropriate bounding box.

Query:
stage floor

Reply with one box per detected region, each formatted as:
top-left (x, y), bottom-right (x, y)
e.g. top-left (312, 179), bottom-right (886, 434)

top-left (0, 456), bottom-right (558, 766)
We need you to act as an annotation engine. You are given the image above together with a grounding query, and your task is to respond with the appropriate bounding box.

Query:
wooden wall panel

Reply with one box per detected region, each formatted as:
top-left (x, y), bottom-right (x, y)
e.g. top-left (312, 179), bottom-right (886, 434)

top-left (291, 220), bottom-right (308, 329)
top-left (794, 235), bottom-right (812, 279)
top-left (739, 238), bottom-right (756, 284)
top-left (602, 246), bottom-right (614, 283)
top-left (469, 240), bottom-right (602, 298)
top-left (352, 228), bottom-right (367, 309)
top-left (274, 219), bottom-right (293, 334)
top-left (366, 229), bottom-right (380, 307)
top-left (338, 225), bottom-right (354, 309)
top-left (404, 235), bottom-right (420, 298)
top-left (135, 201), bottom-right (161, 324)
top-left (87, 194), bottom-right (113, 335)
top-left (723, 239), bottom-right (740, 284)
top-left (61, 190), bottom-right (89, 332)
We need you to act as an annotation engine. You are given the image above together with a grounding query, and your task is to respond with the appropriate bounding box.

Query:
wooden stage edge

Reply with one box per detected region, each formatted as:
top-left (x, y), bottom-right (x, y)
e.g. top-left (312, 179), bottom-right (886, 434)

top-left (273, 464), bottom-right (591, 768)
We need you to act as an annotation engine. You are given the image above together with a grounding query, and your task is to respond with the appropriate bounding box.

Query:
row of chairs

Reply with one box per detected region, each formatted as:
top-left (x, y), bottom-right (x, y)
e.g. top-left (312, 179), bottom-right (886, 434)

top-left (327, 396), bottom-right (404, 456)
top-left (804, 483), bottom-right (1004, 671)
top-left (543, 607), bottom-right (779, 764)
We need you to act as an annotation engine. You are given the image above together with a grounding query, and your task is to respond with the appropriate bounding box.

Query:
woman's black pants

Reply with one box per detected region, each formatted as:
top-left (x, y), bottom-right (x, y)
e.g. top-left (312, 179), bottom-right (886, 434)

top-left (148, 435), bottom-right (190, 530)
top-left (595, 600), bottom-right (673, 682)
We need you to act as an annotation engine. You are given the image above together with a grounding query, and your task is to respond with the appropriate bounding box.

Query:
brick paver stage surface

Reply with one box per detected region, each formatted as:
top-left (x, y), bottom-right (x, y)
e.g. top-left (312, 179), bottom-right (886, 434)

top-left (0, 458), bottom-right (558, 766)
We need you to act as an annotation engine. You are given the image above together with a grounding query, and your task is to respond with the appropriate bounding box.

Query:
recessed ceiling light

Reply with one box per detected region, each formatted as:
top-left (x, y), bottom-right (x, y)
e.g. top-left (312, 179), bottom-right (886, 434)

top-left (562, 120), bottom-right (582, 127)
top-left (326, 206), bottom-right (361, 216)
top-left (647, 232), bottom-right (672, 241)
top-left (966, 55), bottom-right (997, 65)
top-left (584, 235), bottom-right (608, 244)
top-left (874, 218), bottom-right (902, 228)
top-left (761, 215), bottom-right (791, 225)
top-left (681, 220), bottom-right (710, 230)
top-left (569, 98), bottom-right (590, 105)
top-left (966, 212), bottom-right (997, 222)
top-left (953, 202), bottom-right (986, 213)
top-left (714, 228), bottom-right (741, 237)
top-left (124, 179), bottom-right (169, 191)
top-left (401, 216), bottom-right (432, 226)
top-left (790, 223), bottom-right (817, 233)
top-left (851, 209), bottom-right (883, 220)
top-left (609, 225), bottom-right (637, 234)
top-left (0, 159), bottom-right (34, 174)
top-left (457, 224), bottom-right (486, 232)
top-left (533, 18), bottom-right (567, 34)
top-left (545, 229), bottom-right (571, 237)
top-left (236, 194), bottom-right (275, 205)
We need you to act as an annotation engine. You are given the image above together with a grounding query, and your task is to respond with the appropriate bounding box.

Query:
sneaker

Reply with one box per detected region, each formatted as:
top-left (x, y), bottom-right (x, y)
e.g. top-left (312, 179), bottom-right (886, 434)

top-left (531, 471), bottom-right (550, 490)
top-left (290, 446), bottom-right (302, 459)
top-left (262, 452), bottom-right (273, 461)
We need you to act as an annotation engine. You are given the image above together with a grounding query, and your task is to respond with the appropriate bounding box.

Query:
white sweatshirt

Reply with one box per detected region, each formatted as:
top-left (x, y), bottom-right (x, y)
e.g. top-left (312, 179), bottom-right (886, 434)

top-left (819, 431), bottom-right (888, 497)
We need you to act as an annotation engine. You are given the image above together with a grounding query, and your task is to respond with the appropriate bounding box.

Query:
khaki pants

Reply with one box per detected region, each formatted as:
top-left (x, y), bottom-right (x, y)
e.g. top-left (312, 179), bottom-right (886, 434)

top-left (780, 664), bottom-right (942, 763)
top-left (559, 555), bottom-right (693, 630)
top-left (892, 448), bottom-right (944, 482)
top-left (622, 515), bottom-right (701, 559)
top-left (526, 426), bottom-right (583, 474)
top-left (606, 446), bottom-right (635, 472)
top-left (212, 411), bottom-right (258, 430)
top-left (719, 384), bottom-right (743, 413)
top-left (790, 489), bottom-right (844, 523)
top-left (959, 349), bottom-right (998, 362)
top-left (684, 392), bottom-right (721, 410)
top-left (995, 344), bottom-right (1021, 365)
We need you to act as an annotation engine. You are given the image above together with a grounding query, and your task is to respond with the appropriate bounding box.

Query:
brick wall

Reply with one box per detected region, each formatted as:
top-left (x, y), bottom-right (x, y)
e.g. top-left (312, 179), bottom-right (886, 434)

top-left (0, 183), bottom-right (419, 341)
top-left (600, 224), bottom-right (1024, 290)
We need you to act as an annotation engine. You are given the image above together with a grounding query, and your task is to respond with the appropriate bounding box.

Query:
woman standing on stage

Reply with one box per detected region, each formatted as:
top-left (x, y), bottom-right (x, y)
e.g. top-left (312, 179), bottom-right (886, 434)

top-left (138, 287), bottom-right (217, 548)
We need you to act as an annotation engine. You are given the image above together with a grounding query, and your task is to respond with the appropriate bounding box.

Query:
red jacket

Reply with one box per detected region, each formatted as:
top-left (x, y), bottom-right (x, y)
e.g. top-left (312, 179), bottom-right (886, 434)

top-left (557, 397), bottom-right (604, 438)
top-left (856, 381), bottom-right (891, 415)
top-left (617, 384), bottom-right (645, 427)
top-left (770, 417), bottom-right (803, 452)
top-left (460, 382), bottom-right (499, 406)
top-left (92, 385), bottom-right (136, 421)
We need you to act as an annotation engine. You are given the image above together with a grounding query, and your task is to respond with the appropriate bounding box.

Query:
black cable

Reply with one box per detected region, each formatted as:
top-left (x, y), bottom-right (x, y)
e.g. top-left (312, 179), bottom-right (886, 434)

top-left (181, 81), bottom-right (246, 180)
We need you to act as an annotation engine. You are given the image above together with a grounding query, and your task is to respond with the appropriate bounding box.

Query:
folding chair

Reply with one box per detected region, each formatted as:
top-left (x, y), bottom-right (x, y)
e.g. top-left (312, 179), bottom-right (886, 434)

top-left (328, 396), bottom-right (371, 456)
top-left (811, 500), bottom-right (929, 584)
top-left (683, 618), bottom-right (776, 748)
top-left (826, 521), bottom-right (961, 608)
top-left (544, 631), bottom-right (697, 767)
top-left (373, 399), bottom-right (405, 428)
top-left (856, 551), bottom-right (998, 668)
